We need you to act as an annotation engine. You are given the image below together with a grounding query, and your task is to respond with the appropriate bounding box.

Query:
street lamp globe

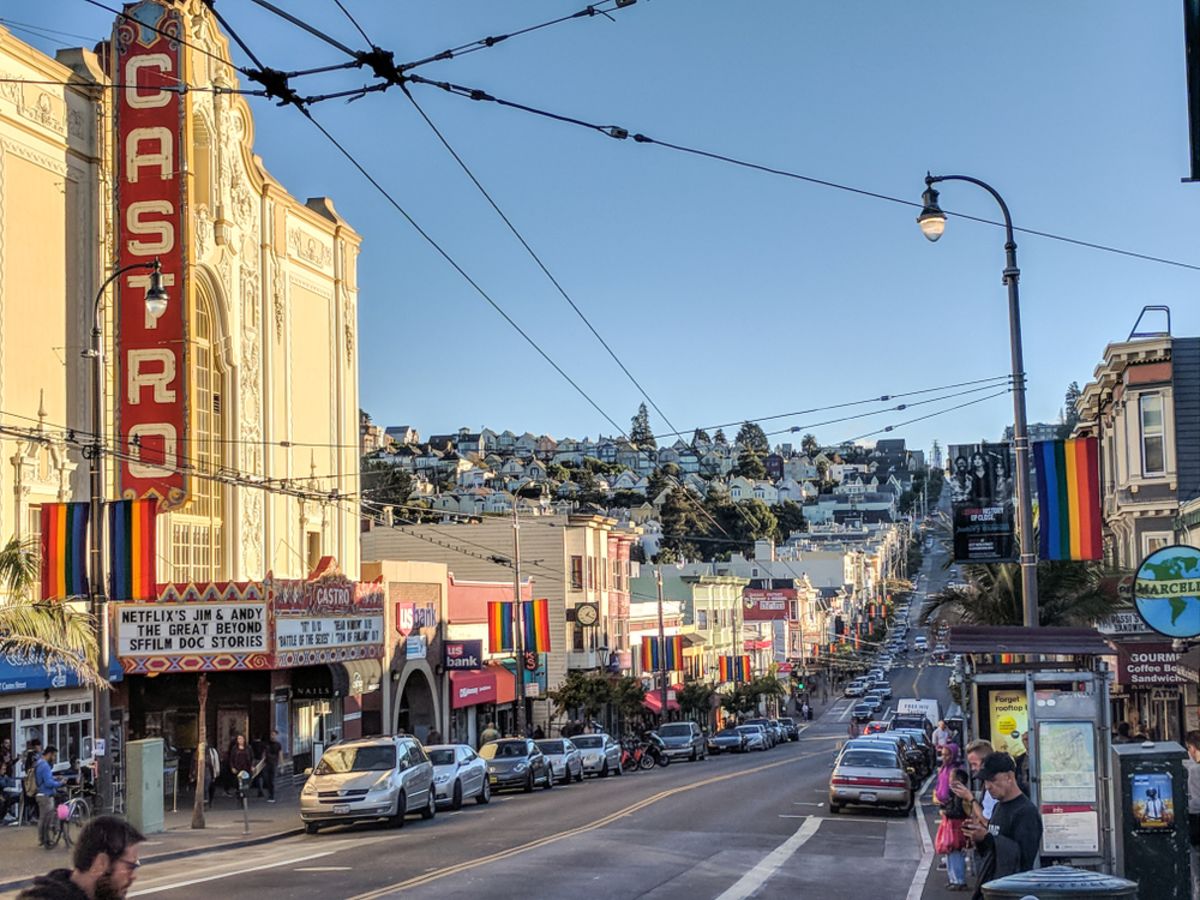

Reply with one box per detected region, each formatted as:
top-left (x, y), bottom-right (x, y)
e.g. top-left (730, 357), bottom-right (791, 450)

top-left (144, 260), bottom-right (169, 319)
top-left (916, 184), bottom-right (946, 242)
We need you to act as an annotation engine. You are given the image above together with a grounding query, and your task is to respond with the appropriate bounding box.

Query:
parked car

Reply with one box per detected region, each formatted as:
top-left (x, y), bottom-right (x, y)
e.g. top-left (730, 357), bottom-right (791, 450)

top-left (736, 724), bottom-right (769, 751)
top-left (890, 727), bottom-right (937, 771)
top-left (657, 721), bottom-right (708, 761)
top-left (745, 718), bottom-right (780, 748)
top-left (777, 717), bottom-right (800, 741)
top-left (300, 735), bottom-right (436, 834)
top-left (427, 744), bottom-right (490, 809)
top-left (572, 733), bottom-right (622, 777)
top-left (479, 738), bottom-right (554, 792)
top-left (708, 726), bottom-right (750, 754)
top-left (829, 742), bottom-right (914, 815)
top-left (535, 738), bottom-right (584, 785)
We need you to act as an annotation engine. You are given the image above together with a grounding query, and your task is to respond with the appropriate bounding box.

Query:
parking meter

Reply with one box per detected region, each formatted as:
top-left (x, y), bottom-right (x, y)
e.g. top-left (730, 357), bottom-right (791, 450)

top-left (1110, 741), bottom-right (1189, 899)
top-left (237, 770), bottom-right (251, 835)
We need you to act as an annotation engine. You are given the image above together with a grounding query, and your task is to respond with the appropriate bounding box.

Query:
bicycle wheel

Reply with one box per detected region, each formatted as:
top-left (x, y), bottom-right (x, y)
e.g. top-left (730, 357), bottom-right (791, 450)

top-left (61, 800), bottom-right (88, 849)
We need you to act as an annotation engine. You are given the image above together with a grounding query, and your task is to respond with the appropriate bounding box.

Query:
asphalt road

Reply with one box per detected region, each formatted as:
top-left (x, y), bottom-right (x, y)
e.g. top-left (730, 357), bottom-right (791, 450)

top-left (15, 537), bottom-right (957, 900)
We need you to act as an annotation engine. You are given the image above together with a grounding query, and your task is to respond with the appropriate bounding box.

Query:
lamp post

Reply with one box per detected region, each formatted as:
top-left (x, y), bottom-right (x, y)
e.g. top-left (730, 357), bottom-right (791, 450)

top-left (917, 174), bottom-right (1039, 627)
top-left (85, 259), bottom-right (168, 814)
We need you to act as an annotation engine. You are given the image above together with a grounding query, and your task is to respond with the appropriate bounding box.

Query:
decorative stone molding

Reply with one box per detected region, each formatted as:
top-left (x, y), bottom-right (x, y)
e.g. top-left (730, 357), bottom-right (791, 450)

top-left (287, 226), bottom-right (333, 272)
top-left (0, 135), bottom-right (69, 177)
top-left (0, 74), bottom-right (66, 136)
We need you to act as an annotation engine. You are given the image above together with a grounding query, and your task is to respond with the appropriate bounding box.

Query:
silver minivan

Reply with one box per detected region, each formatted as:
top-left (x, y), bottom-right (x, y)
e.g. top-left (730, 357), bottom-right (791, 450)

top-left (300, 736), bottom-right (436, 834)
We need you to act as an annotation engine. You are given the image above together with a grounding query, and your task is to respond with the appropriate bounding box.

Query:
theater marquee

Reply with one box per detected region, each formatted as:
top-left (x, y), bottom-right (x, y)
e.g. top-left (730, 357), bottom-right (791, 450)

top-left (114, 2), bottom-right (190, 509)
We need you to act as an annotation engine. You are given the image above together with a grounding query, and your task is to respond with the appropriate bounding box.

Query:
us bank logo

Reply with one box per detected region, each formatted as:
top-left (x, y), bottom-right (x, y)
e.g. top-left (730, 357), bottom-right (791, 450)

top-left (1134, 544), bottom-right (1200, 639)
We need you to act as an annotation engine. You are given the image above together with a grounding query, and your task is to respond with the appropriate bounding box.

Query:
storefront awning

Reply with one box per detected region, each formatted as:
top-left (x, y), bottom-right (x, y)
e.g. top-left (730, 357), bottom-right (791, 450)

top-left (947, 626), bottom-right (1112, 656)
top-left (642, 691), bottom-right (680, 714)
top-left (449, 666), bottom-right (517, 709)
top-left (330, 659), bottom-right (381, 697)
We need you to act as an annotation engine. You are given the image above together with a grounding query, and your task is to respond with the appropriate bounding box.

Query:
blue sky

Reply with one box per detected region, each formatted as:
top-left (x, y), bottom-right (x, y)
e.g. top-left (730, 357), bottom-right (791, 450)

top-left (11, 1), bottom-right (1200, 456)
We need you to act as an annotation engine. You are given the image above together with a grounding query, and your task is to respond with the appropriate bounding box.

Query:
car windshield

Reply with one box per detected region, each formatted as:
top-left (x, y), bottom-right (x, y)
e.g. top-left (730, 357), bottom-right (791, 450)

top-left (659, 724), bottom-right (693, 737)
top-left (745, 719), bottom-right (769, 726)
top-left (717, 728), bottom-right (741, 736)
top-left (573, 736), bottom-right (603, 749)
top-left (536, 741), bottom-right (564, 754)
top-left (427, 749), bottom-right (456, 766)
top-left (314, 744), bottom-right (396, 775)
top-left (779, 718), bottom-right (795, 725)
top-left (479, 741), bottom-right (528, 760)
top-left (839, 750), bottom-right (896, 769)
top-left (736, 727), bottom-right (759, 735)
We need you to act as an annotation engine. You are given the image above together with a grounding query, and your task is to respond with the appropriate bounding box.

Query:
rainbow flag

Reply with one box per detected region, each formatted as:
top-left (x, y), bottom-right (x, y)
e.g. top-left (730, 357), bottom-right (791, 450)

top-left (1034, 438), bottom-right (1102, 561)
top-left (487, 601), bottom-right (514, 652)
top-left (522, 598), bottom-right (552, 653)
top-left (719, 655), bottom-right (752, 682)
top-left (39, 503), bottom-right (89, 600)
top-left (642, 634), bottom-right (683, 671)
top-left (718, 656), bottom-right (731, 681)
top-left (108, 499), bottom-right (157, 601)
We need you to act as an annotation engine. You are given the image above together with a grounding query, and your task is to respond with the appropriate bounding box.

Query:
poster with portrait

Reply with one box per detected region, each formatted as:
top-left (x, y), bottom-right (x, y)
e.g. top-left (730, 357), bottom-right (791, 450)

top-left (948, 442), bottom-right (1016, 562)
top-left (1131, 772), bottom-right (1175, 833)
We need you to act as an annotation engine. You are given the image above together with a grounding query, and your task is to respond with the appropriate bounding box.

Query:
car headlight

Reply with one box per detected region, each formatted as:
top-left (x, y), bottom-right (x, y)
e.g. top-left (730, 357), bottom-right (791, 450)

top-left (302, 780), bottom-right (317, 797)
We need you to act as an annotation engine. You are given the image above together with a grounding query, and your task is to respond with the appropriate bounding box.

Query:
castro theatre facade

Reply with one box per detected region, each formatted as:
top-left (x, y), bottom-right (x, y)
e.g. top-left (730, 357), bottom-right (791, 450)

top-left (0, 0), bottom-right (361, 790)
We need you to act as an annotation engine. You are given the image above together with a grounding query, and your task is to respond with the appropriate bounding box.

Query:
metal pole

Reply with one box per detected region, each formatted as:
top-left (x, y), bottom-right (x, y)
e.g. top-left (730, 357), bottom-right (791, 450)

top-left (512, 504), bottom-right (526, 737)
top-left (655, 568), bottom-right (668, 719)
top-left (86, 260), bottom-right (156, 816)
top-left (926, 174), bottom-right (1039, 626)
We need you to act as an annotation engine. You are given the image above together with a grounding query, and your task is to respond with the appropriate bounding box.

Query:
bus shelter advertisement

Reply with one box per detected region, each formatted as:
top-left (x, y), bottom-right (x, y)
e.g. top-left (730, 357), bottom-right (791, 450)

top-left (948, 443), bottom-right (1015, 562)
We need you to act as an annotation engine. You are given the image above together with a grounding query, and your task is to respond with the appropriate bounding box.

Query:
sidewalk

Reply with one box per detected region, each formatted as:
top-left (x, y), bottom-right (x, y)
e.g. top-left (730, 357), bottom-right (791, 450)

top-left (0, 782), bottom-right (303, 892)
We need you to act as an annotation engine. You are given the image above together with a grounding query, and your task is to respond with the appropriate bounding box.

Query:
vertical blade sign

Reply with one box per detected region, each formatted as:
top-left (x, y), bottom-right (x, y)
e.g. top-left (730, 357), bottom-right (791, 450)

top-left (114, 2), bottom-right (189, 509)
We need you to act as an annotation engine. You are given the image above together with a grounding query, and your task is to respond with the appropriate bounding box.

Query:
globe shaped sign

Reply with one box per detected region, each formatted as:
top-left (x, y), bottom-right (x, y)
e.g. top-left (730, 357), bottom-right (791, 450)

top-left (1134, 544), bottom-right (1200, 639)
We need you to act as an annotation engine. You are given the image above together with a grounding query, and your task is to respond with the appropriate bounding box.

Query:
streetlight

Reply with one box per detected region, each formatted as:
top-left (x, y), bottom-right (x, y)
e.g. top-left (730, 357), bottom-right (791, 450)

top-left (85, 258), bottom-right (168, 814)
top-left (917, 174), bottom-right (1038, 628)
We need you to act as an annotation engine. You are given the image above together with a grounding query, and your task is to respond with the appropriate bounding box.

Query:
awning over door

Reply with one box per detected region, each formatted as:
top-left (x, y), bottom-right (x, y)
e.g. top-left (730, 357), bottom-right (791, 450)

top-left (329, 658), bottom-right (382, 697)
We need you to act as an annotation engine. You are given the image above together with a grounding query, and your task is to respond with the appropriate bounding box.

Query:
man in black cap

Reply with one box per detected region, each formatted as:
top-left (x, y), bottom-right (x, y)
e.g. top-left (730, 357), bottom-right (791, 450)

top-left (961, 752), bottom-right (1042, 899)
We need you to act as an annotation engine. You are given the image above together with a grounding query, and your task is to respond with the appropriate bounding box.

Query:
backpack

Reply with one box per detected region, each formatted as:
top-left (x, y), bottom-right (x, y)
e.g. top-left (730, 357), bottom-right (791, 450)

top-left (23, 766), bottom-right (37, 796)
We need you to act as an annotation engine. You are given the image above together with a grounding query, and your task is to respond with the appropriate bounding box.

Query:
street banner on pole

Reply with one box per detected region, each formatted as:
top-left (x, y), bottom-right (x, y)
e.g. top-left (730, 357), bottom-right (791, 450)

top-left (1033, 438), bottom-right (1102, 561)
top-left (39, 503), bottom-right (90, 600)
top-left (487, 601), bottom-right (514, 652)
top-left (948, 442), bottom-right (1016, 562)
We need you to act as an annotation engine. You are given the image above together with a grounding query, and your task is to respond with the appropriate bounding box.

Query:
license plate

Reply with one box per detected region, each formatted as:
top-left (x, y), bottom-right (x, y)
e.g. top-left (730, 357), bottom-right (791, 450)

top-left (332, 804), bottom-right (351, 814)
top-left (489, 775), bottom-right (498, 784)
top-left (859, 793), bottom-right (877, 803)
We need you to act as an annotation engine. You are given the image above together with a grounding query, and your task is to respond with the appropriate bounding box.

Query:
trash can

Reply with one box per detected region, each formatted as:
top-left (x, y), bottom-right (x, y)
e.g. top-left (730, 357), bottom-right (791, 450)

top-left (981, 865), bottom-right (1138, 899)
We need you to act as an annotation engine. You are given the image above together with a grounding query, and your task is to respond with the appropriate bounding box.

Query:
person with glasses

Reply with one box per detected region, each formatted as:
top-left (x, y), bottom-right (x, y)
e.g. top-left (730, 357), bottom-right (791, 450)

top-left (18, 815), bottom-right (145, 899)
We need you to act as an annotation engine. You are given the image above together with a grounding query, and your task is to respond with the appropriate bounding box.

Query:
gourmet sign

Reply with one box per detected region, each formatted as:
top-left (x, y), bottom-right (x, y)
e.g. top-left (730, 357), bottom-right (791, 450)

top-left (1116, 643), bottom-right (1182, 686)
top-left (114, 2), bottom-right (190, 508)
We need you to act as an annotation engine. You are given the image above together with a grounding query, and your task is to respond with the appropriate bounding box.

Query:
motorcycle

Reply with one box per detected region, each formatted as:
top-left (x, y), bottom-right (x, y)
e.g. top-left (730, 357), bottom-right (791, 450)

top-left (642, 733), bottom-right (670, 768)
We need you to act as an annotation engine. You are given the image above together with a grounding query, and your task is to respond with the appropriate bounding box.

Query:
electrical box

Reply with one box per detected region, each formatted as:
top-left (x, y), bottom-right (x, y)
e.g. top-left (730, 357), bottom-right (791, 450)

top-left (125, 738), bottom-right (164, 835)
top-left (1110, 741), bottom-right (1189, 899)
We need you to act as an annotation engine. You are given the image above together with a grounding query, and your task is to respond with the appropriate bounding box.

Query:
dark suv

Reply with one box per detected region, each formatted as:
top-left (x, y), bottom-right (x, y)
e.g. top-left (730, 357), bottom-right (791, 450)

top-left (657, 721), bottom-right (708, 761)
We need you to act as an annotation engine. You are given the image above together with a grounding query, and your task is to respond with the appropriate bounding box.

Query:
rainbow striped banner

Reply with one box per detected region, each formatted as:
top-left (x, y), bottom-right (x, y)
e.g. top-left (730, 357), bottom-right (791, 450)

top-left (1033, 438), bottom-right (1102, 561)
top-left (642, 634), bottom-right (683, 671)
top-left (39, 503), bottom-right (89, 600)
top-left (718, 655), bottom-right (752, 682)
top-left (487, 601), bottom-right (514, 653)
top-left (522, 598), bottom-right (552, 653)
top-left (108, 499), bottom-right (158, 601)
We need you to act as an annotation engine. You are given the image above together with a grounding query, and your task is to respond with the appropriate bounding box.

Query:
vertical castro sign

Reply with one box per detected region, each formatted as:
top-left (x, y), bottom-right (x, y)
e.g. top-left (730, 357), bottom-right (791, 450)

top-left (114, 2), bottom-right (189, 509)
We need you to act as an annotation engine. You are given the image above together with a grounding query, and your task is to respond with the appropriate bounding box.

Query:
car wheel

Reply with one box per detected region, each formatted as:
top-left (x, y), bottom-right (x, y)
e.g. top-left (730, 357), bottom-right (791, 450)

top-left (543, 768), bottom-right (553, 789)
top-left (476, 779), bottom-right (491, 805)
top-left (559, 767), bottom-right (571, 785)
top-left (828, 803), bottom-right (841, 814)
top-left (390, 791), bottom-right (407, 829)
top-left (305, 822), bottom-right (320, 835)
top-left (601, 761), bottom-right (609, 778)
top-left (689, 748), bottom-right (697, 762)
top-left (421, 790), bottom-right (436, 820)
top-left (524, 772), bottom-right (535, 793)
top-left (451, 780), bottom-right (463, 811)
top-left (575, 765), bottom-right (584, 783)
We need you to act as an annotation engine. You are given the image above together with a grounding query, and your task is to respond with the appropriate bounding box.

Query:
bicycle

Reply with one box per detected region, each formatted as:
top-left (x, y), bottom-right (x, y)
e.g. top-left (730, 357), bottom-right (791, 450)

top-left (46, 784), bottom-right (93, 849)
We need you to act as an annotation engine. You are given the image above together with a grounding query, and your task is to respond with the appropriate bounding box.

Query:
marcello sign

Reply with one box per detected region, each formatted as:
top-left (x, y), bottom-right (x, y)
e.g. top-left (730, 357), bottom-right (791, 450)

top-left (1133, 544), bottom-right (1200, 639)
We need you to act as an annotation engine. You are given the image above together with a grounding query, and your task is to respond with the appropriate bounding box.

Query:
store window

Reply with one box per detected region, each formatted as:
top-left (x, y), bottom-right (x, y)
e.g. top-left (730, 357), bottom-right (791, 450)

top-left (1139, 393), bottom-right (1166, 476)
top-left (170, 289), bottom-right (225, 582)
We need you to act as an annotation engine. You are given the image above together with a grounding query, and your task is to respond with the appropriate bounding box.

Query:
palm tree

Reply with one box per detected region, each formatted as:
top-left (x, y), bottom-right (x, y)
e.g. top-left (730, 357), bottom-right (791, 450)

top-left (0, 536), bottom-right (101, 683)
top-left (921, 559), bottom-right (1125, 628)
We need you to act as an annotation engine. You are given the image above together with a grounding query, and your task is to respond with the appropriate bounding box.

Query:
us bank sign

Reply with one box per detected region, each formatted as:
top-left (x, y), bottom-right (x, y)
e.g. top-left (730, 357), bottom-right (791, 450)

top-left (113, 1), bottom-right (191, 509)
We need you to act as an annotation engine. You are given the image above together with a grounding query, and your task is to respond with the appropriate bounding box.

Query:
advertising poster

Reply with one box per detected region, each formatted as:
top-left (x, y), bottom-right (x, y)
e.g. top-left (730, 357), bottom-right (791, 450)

top-left (1131, 772), bottom-right (1176, 833)
top-left (948, 443), bottom-right (1015, 562)
top-left (987, 689), bottom-right (1029, 758)
top-left (1037, 721), bottom-right (1100, 855)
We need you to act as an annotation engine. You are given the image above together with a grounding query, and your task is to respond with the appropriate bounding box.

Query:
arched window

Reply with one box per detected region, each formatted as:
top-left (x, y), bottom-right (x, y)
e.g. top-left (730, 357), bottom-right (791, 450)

top-left (169, 287), bottom-right (225, 583)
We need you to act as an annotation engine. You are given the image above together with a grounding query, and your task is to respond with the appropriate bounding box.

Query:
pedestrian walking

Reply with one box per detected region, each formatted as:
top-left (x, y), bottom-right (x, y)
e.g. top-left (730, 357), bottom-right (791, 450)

top-left (479, 722), bottom-right (500, 748)
top-left (227, 735), bottom-right (253, 790)
top-left (933, 720), bottom-right (951, 753)
top-left (18, 814), bottom-right (144, 900)
top-left (33, 746), bottom-right (64, 849)
top-left (1184, 729), bottom-right (1200, 900)
top-left (961, 753), bottom-right (1043, 900)
top-left (257, 730), bottom-right (282, 802)
top-left (933, 744), bottom-right (969, 891)
top-left (800, 701), bottom-right (810, 722)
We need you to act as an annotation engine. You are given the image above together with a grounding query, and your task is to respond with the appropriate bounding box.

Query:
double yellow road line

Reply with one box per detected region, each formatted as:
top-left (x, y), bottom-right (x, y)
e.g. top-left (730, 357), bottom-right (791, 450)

top-left (346, 749), bottom-right (826, 898)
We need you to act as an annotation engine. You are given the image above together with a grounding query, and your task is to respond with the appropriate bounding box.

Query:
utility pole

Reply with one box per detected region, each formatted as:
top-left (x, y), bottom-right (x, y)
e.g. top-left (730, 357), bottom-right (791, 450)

top-left (512, 504), bottom-right (527, 737)
top-left (655, 568), bottom-right (669, 719)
